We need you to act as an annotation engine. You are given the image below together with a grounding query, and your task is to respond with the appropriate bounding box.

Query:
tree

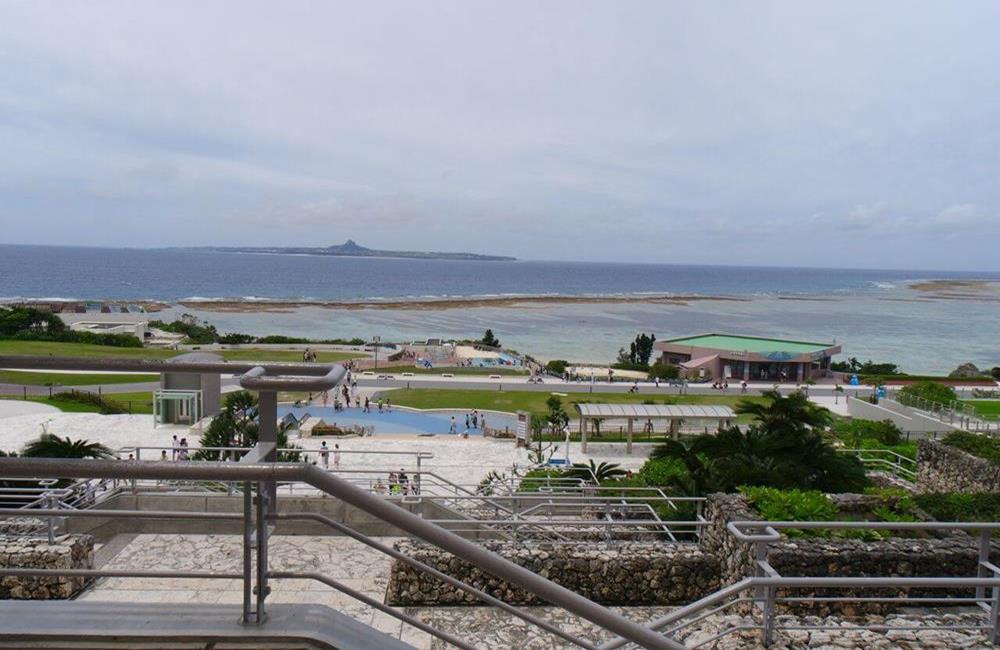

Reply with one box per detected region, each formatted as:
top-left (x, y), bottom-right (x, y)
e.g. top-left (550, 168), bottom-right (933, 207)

top-left (648, 359), bottom-right (680, 381)
top-left (22, 433), bottom-right (113, 459)
top-left (196, 391), bottom-right (299, 461)
top-left (545, 396), bottom-right (569, 434)
top-left (631, 333), bottom-right (656, 366)
top-left (735, 389), bottom-right (832, 432)
top-left (648, 390), bottom-right (868, 494)
top-left (545, 359), bottom-right (569, 375)
top-left (481, 329), bottom-right (500, 348)
top-left (898, 381), bottom-right (958, 406)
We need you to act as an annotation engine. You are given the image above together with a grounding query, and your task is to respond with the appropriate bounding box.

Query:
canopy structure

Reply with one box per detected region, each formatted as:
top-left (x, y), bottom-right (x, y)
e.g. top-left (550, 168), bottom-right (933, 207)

top-left (152, 389), bottom-right (202, 426)
top-left (573, 403), bottom-right (737, 454)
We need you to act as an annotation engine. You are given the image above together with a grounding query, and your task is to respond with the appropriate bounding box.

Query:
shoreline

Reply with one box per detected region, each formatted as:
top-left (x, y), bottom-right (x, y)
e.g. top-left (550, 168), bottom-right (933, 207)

top-left (175, 294), bottom-right (751, 313)
top-left (4, 276), bottom-right (1000, 315)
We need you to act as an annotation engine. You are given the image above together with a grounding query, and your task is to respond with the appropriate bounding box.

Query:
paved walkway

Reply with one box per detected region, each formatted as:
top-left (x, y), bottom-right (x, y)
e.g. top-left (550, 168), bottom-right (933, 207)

top-left (0, 399), bottom-right (60, 418)
top-left (82, 533), bottom-right (993, 649)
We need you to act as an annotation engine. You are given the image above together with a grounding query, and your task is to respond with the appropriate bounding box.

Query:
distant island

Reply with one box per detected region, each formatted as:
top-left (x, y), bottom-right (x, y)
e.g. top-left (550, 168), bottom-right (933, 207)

top-left (197, 240), bottom-right (515, 262)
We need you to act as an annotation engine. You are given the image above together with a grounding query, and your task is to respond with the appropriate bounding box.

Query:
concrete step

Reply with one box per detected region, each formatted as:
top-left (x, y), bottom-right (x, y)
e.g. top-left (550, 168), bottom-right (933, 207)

top-left (0, 601), bottom-right (413, 650)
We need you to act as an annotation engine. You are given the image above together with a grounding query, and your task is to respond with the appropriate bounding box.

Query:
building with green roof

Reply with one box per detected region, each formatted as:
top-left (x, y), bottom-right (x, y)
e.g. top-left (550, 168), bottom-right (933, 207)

top-left (654, 333), bottom-right (841, 383)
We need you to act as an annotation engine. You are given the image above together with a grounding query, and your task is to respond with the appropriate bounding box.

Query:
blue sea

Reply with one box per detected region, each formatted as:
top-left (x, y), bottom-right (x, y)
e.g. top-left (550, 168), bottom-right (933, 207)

top-left (1, 245), bottom-right (999, 374)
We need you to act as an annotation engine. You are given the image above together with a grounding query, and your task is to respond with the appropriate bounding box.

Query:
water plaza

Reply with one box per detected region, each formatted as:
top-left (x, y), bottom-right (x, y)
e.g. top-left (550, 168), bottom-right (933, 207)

top-left (1, 337), bottom-right (999, 649)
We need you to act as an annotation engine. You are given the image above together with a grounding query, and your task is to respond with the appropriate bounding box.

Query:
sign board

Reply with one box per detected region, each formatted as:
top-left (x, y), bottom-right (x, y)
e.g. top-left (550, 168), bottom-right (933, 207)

top-left (516, 411), bottom-right (529, 445)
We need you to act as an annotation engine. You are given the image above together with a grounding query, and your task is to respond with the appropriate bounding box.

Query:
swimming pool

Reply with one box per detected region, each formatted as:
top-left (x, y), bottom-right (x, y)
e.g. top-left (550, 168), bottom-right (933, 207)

top-left (276, 406), bottom-right (517, 436)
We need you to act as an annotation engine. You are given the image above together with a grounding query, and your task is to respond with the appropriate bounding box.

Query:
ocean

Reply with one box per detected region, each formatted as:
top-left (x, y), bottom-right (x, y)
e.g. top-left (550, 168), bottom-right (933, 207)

top-left (2, 244), bottom-right (999, 374)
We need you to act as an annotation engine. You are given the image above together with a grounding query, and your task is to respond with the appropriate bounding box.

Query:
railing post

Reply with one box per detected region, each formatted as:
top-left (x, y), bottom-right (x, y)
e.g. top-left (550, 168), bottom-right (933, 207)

top-left (979, 530), bottom-right (992, 603)
top-left (242, 482), bottom-right (254, 624)
top-left (254, 480), bottom-right (270, 623)
top-left (45, 494), bottom-right (56, 544)
top-left (762, 584), bottom-right (776, 646)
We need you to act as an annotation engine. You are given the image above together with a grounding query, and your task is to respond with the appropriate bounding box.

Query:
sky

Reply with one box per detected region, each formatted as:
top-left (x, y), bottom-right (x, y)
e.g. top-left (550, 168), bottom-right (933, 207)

top-left (2, 1), bottom-right (999, 270)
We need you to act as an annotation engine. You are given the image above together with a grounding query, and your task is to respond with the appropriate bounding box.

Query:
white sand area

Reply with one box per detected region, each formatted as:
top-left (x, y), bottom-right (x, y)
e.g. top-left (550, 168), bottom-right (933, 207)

top-left (0, 412), bottom-right (649, 485)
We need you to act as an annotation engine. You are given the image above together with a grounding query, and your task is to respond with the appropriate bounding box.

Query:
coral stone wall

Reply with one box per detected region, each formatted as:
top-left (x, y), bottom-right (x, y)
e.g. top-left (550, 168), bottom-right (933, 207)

top-left (386, 540), bottom-right (720, 606)
top-left (917, 439), bottom-right (1000, 493)
top-left (0, 534), bottom-right (94, 599)
top-left (701, 493), bottom-right (979, 614)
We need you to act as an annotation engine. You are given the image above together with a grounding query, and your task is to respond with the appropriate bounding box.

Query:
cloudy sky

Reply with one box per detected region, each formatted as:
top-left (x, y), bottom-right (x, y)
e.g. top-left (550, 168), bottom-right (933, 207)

top-left (2, 1), bottom-right (999, 269)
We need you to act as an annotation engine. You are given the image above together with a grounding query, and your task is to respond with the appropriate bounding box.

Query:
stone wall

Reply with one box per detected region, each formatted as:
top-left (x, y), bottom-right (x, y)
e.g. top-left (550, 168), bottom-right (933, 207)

top-left (0, 534), bottom-right (94, 599)
top-left (917, 439), bottom-right (1000, 493)
top-left (386, 540), bottom-right (720, 606)
top-left (701, 493), bottom-right (979, 614)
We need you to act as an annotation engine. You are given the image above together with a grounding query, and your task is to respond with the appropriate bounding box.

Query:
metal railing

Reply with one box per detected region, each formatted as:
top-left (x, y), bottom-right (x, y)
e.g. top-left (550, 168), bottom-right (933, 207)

top-left (842, 447), bottom-right (918, 482)
top-left (0, 453), bottom-right (681, 650)
top-left (887, 389), bottom-right (997, 433)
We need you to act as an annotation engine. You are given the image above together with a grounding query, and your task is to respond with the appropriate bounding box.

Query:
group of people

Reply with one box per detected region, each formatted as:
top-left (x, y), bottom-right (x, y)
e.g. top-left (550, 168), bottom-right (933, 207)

top-left (709, 379), bottom-right (749, 393)
top-left (167, 435), bottom-right (190, 460)
top-left (448, 410), bottom-right (486, 436)
top-left (374, 469), bottom-right (417, 495)
top-left (361, 396), bottom-right (391, 413)
top-left (317, 440), bottom-right (341, 468)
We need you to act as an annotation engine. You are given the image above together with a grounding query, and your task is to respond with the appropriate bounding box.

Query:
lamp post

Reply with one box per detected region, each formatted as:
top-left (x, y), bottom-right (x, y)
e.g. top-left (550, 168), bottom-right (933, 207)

top-left (372, 335), bottom-right (381, 370)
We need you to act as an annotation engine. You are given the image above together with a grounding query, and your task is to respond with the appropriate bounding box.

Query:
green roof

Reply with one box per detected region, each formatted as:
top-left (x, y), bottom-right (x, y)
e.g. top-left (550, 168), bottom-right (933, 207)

top-left (662, 334), bottom-right (834, 355)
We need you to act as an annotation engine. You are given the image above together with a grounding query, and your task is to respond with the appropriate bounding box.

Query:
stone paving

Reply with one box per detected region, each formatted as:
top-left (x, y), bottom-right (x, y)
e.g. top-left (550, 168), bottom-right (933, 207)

top-left (79, 533), bottom-right (994, 649)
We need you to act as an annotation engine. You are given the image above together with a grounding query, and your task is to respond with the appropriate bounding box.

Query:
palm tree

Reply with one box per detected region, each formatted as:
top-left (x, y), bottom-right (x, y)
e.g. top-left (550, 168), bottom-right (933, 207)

top-left (648, 389), bottom-right (867, 495)
top-left (195, 391), bottom-right (299, 462)
top-left (566, 459), bottom-right (626, 483)
top-left (22, 434), bottom-right (113, 459)
top-left (735, 389), bottom-right (832, 433)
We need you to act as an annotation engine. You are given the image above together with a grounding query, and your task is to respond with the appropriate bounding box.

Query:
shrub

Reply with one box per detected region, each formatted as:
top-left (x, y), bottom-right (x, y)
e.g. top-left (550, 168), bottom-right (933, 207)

top-left (546, 359), bottom-right (569, 375)
top-left (255, 335), bottom-right (311, 344)
top-left (741, 486), bottom-right (838, 523)
top-left (218, 332), bottom-right (255, 344)
top-left (898, 381), bottom-right (958, 406)
top-left (610, 361), bottom-right (650, 372)
top-left (832, 418), bottom-right (903, 447)
top-left (941, 431), bottom-right (1000, 466)
top-left (914, 492), bottom-right (1000, 522)
top-left (149, 319), bottom-right (219, 344)
top-left (52, 391), bottom-right (127, 415)
top-left (648, 359), bottom-right (680, 381)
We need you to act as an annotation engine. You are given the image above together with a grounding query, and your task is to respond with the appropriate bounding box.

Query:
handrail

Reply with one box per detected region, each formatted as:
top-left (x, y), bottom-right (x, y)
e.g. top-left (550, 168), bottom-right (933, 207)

top-left (0, 456), bottom-right (681, 650)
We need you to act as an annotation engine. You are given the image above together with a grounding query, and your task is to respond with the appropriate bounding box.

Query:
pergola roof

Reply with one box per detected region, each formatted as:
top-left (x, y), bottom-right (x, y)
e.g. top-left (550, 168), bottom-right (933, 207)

top-left (574, 403), bottom-right (736, 419)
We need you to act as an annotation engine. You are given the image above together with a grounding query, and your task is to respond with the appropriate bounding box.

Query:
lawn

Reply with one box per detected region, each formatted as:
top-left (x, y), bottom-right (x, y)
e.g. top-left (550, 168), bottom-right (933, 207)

top-left (0, 391), bottom-right (154, 414)
top-left (0, 340), bottom-right (362, 364)
top-left (963, 400), bottom-right (1000, 420)
top-left (211, 349), bottom-right (360, 363)
top-left (0, 340), bottom-right (177, 358)
top-left (0, 370), bottom-right (159, 386)
top-left (385, 388), bottom-right (762, 420)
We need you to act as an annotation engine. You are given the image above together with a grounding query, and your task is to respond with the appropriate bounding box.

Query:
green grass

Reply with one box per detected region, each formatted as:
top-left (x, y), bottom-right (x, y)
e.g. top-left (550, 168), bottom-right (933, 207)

top-left (0, 370), bottom-right (159, 386)
top-left (386, 388), bottom-right (761, 419)
top-left (0, 340), bottom-right (177, 358)
top-left (211, 349), bottom-right (360, 363)
top-left (1, 391), bottom-right (154, 414)
top-left (963, 400), bottom-right (1000, 420)
top-left (0, 340), bottom-right (362, 364)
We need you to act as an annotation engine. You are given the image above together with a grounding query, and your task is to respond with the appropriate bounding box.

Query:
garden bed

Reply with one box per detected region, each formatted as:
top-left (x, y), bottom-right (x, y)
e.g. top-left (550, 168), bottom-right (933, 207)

top-left (701, 492), bottom-right (978, 615)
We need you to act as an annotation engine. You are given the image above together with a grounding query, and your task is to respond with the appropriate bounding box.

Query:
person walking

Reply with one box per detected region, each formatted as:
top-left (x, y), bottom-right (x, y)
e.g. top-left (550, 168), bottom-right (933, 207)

top-left (172, 435), bottom-right (179, 460)
top-left (364, 396), bottom-right (370, 413)
top-left (449, 416), bottom-right (457, 434)
top-left (320, 441), bottom-right (330, 469)
top-left (333, 443), bottom-right (341, 469)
